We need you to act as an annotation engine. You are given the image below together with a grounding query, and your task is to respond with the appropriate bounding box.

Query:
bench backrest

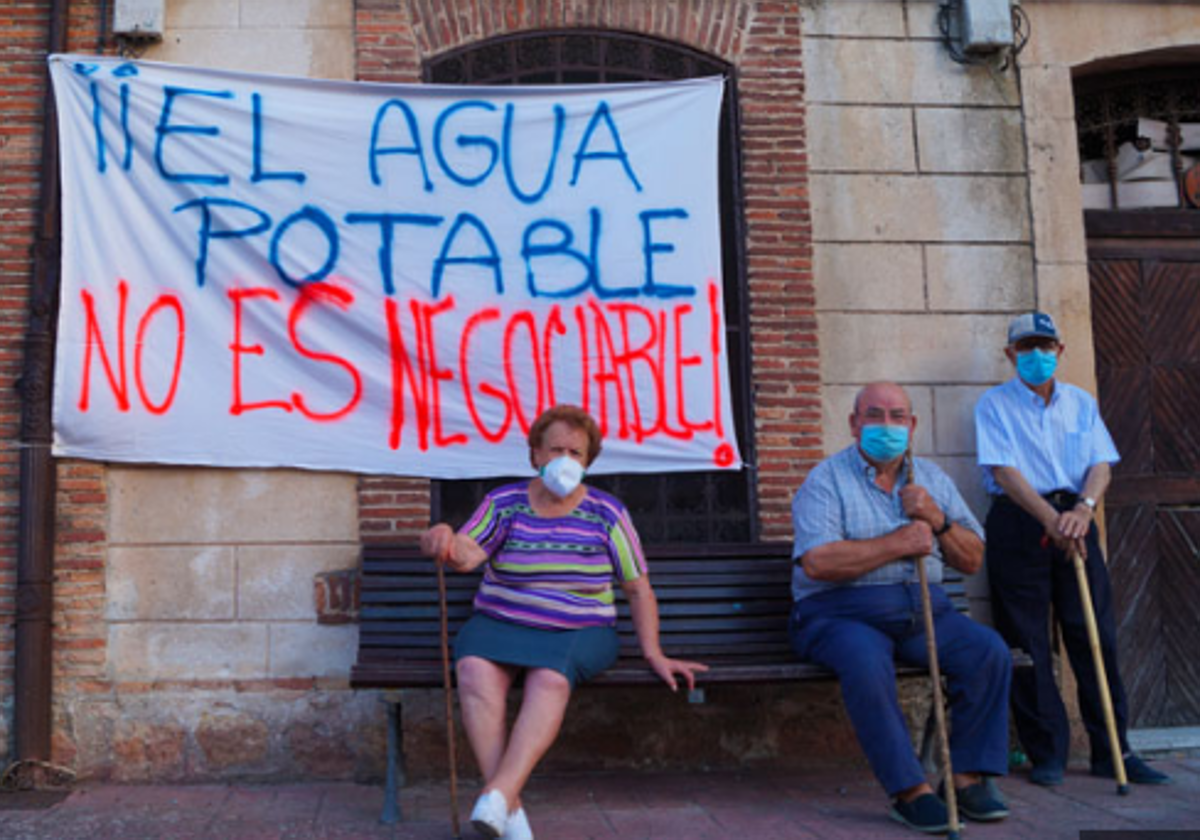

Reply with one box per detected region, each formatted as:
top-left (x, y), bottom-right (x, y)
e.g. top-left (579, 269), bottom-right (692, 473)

top-left (350, 542), bottom-right (970, 688)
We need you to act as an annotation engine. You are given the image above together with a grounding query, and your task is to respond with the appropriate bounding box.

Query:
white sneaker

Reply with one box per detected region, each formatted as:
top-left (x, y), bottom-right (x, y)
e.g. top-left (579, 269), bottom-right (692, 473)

top-left (501, 806), bottom-right (533, 840)
top-left (470, 789), bottom-right (509, 839)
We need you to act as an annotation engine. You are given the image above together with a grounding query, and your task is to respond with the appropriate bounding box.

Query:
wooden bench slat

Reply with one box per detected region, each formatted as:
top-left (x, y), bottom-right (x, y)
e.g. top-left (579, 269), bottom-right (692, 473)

top-left (358, 630), bottom-right (792, 649)
top-left (359, 612), bottom-right (795, 637)
top-left (351, 543), bottom-right (974, 690)
top-left (649, 601), bottom-right (790, 617)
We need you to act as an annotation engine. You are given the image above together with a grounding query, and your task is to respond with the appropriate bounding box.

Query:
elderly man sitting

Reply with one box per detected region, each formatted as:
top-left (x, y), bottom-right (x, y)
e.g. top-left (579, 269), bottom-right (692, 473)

top-left (789, 382), bottom-right (1011, 834)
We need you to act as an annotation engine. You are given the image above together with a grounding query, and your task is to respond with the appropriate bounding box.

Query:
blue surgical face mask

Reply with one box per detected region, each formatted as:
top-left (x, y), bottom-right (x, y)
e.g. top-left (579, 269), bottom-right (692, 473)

top-left (859, 425), bottom-right (910, 463)
top-left (1016, 348), bottom-right (1058, 386)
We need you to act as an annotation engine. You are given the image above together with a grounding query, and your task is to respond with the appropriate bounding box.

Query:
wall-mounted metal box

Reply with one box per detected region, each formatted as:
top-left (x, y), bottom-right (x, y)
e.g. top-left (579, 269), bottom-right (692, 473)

top-left (961, 0), bottom-right (1014, 53)
top-left (112, 0), bottom-right (165, 40)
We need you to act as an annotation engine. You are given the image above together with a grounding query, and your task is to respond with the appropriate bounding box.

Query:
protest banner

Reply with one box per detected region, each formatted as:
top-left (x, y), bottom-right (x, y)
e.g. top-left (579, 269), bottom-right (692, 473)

top-left (49, 55), bottom-right (739, 478)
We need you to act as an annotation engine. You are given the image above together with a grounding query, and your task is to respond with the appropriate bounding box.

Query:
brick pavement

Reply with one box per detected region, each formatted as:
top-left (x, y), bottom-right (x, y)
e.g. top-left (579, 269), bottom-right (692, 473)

top-left (2, 758), bottom-right (1198, 839)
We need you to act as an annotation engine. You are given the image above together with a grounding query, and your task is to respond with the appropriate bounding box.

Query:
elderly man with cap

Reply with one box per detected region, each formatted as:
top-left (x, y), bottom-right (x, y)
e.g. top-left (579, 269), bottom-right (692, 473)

top-left (974, 311), bottom-right (1169, 787)
top-left (791, 381), bottom-right (1011, 834)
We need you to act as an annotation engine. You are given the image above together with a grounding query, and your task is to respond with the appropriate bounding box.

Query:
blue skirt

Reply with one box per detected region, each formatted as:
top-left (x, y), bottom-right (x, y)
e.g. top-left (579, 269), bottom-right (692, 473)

top-left (454, 613), bottom-right (620, 688)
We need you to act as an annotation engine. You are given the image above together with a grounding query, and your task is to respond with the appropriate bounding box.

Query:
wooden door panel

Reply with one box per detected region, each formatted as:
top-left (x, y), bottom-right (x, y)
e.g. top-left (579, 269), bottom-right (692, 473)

top-left (1099, 366), bottom-right (1152, 478)
top-left (1105, 503), bottom-right (1165, 727)
top-left (1090, 259), bottom-right (1144, 369)
top-left (1106, 504), bottom-right (1159, 633)
top-left (1090, 254), bottom-right (1200, 728)
top-left (1145, 263), bottom-right (1200, 366)
top-left (1152, 365), bottom-right (1200, 476)
top-left (1157, 510), bottom-right (1200, 726)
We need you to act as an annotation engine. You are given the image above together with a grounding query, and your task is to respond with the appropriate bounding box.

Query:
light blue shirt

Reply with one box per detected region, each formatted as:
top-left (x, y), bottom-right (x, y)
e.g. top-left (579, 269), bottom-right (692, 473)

top-left (791, 445), bottom-right (984, 601)
top-left (974, 377), bottom-right (1120, 496)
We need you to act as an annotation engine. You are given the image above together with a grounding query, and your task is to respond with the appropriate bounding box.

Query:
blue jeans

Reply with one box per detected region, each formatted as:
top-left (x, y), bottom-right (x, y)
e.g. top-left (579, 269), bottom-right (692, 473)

top-left (790, 583), bottom-right (1011, 797)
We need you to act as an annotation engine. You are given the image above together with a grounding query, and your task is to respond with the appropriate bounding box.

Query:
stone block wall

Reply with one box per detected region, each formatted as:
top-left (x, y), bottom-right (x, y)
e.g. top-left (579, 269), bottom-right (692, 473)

top-left (10, 0), bottom-right (1194, 783)
top-left (402, 679), bottom-right (940, 782)
top-left (103, 468), bottom-right (360, 685)
top-left (151, 0), bottom-right (355, 78)
top-left (804, 0), bottom-right (1032, 620)
top-left (804, 0), bottom-right (1029, 470)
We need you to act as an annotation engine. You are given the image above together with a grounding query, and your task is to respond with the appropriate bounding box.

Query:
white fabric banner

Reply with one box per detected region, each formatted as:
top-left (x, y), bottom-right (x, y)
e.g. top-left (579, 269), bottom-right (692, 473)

top-left (49, 54), bottom-right (740, 478)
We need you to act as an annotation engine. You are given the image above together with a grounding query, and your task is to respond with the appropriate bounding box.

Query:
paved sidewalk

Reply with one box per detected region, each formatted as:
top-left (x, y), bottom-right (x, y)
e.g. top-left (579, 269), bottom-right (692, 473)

top-left (2, 758), bottom-right (1198, 839)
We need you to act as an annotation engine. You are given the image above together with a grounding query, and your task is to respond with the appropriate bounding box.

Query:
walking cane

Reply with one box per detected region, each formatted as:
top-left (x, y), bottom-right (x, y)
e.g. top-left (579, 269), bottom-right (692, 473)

top-left (906, 450), bottom-right (961, 839)
top-left (436, 555), bottom-right (464, 838)
top-left (1069, 545), bottom-right (1130, 796)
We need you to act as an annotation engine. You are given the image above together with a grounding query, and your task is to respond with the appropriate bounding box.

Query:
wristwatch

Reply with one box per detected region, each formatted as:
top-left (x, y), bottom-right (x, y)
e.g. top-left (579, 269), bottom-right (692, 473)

top-left (1079, 496), bottom-right (1097, 513)
top-left (933, 515), bottom-right (953, 537)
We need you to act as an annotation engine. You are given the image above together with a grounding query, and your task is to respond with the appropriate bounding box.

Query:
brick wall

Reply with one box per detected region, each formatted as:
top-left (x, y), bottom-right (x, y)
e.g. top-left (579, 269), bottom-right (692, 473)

top-left (354, 0), bottom-right (818, 545)
top-left (0, 0), bottom-right (50, 766)
top-left (0, 0), bottom-right (111, 769)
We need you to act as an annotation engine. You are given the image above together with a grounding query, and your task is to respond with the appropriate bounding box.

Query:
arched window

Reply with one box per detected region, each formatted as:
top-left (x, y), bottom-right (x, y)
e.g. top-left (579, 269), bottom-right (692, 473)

top-left (427, 30), bottom-right (757, 545)
top-left (1076, 66), bottom-right (1200, 215)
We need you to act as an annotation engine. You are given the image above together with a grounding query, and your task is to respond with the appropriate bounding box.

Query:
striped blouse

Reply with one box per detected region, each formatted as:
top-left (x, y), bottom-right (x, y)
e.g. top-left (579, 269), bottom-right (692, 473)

top-left (461, 483), bottom-right (647, 630)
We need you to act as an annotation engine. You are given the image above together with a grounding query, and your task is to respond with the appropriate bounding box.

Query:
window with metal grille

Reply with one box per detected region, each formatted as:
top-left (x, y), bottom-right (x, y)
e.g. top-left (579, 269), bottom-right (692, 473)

top-left (1076, 67), bottom-right (1200, 212)
top-left (425, 30), bottom-right (757, 545)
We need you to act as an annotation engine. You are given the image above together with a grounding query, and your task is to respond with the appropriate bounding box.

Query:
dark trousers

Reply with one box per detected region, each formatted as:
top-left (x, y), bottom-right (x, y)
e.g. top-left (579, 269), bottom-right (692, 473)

top-left (985, 499), bottom-right (1130, 768)
top-left (790, 583), bottom-right (1011, 797)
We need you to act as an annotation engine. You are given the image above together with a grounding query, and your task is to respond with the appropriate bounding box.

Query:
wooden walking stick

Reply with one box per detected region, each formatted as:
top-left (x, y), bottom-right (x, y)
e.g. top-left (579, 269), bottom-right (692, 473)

top-left (436, 555), bottom-right (464, 838)
top-left (1069, 545), bottom-right (1130, 795)
top-left (906, 450), bottom-right (961, 839)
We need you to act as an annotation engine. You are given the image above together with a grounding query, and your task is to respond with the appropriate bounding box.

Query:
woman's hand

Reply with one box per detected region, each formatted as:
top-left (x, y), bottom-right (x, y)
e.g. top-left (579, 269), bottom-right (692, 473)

top-left (419, 523), bottom-right (454, 559)
top-left (646, 653), bottom-right (709, 693)
top-left (419, 523), bottom-right (487, 573)
top-left (622, 577), bottom-right (709, 691)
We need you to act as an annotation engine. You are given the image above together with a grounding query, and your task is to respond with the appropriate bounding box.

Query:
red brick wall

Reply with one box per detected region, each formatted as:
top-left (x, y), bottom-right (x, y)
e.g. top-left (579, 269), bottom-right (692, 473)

top-left (354, 0), bottom-right (819, 545)
top-left (0, 0), bottom-right (111, 765)
top-left (0, 0), bottom-right (53, 762)
top-left (355, 1), bottom-right (436, 547)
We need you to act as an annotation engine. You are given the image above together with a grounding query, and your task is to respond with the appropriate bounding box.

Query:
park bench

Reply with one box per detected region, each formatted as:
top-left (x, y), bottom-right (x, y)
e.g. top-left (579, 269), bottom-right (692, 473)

top-left (350, 541), bottom-right (982, 823)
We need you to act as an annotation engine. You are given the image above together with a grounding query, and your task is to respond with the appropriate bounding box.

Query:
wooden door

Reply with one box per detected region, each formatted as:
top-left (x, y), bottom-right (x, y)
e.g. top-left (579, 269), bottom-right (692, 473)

top-left (1089, 245), bottom-right (1200, 727)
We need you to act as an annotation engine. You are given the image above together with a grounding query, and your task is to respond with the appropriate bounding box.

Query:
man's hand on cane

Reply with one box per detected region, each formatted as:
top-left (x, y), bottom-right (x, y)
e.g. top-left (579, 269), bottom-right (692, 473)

top-left (1038, 505), bottom-right (1091, 559)
top-left (901, 484), bottom-right (946, 531)
top-left (892, 521), bottom-right (934, 558)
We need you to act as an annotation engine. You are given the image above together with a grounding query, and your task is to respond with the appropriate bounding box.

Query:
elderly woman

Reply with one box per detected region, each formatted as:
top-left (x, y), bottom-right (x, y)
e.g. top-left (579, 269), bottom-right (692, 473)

top-left (420, 404), bottom-right (707, 840)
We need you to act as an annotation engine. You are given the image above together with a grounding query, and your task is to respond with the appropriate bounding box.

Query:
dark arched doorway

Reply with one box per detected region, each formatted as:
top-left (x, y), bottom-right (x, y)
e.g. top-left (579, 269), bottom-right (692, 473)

top-left (1076, 63), bottom-right (1200, 727)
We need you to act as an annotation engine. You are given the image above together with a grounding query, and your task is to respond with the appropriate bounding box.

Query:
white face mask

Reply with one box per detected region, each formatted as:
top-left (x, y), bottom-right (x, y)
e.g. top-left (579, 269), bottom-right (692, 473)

top-left (540, 455), bottom-right (585, 498)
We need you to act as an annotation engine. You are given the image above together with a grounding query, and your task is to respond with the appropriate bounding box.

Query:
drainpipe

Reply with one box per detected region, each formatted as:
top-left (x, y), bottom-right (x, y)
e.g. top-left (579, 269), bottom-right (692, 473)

top-left (14, 0), bottom-right (68, 768)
